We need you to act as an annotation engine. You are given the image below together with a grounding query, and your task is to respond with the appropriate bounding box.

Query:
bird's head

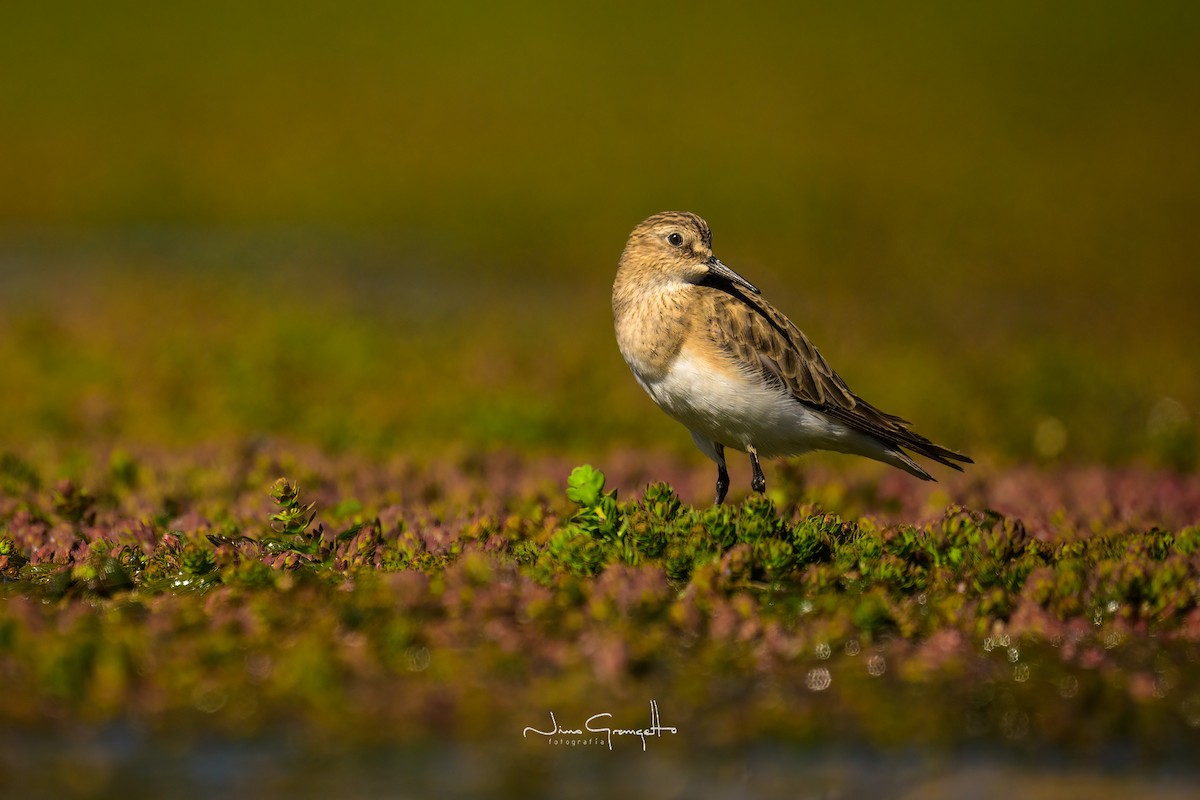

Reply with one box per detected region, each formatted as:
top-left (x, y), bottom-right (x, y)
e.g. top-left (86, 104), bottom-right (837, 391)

top-left (617, 211), bottom-right (759, 295)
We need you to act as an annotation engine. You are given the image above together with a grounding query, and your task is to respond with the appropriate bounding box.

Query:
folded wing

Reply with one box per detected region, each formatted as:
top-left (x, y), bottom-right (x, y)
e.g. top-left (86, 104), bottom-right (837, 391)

top-left (702, 282), bottom-right (973, 472)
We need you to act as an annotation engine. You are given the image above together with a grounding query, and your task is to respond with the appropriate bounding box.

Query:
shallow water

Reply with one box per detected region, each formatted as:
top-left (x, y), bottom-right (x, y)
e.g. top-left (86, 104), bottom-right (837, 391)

top-left (4, 731), bottom-right (1198, 800)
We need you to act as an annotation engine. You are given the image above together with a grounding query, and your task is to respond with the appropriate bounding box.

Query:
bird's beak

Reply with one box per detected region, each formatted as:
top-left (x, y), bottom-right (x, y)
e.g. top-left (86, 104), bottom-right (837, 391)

top-left (705, 255), bottom-right (760, 295)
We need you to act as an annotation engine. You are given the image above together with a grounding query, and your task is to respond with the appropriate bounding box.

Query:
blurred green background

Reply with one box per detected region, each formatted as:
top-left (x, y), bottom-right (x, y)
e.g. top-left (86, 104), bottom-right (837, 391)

top-left (1, 0), bottom-right (1197, 468)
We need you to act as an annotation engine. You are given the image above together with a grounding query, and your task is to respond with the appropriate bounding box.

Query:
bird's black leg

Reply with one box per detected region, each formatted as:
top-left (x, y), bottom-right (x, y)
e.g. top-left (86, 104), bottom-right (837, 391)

top-left (748, 445), bottom-right (766, 494)
top-left (715, 444), bottom-right (730, 505)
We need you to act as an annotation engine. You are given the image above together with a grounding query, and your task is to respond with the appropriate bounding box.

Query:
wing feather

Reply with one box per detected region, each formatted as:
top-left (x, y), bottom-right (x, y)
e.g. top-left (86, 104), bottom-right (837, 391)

top-left (702, 283), bottom-right (972, 470)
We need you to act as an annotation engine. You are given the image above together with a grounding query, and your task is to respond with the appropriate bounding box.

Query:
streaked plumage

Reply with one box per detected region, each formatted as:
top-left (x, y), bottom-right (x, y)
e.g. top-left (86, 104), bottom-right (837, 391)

top-left (613, 211), bottom-right (971, 504)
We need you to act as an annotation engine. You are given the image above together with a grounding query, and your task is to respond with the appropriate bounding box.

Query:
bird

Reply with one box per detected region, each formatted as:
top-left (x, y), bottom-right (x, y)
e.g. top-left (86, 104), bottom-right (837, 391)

top-left (612, 211), bottom-right (971, 505)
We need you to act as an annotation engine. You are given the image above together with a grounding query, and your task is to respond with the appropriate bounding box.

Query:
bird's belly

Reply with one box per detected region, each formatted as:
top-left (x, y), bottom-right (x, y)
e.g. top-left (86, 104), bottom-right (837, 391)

top-left (632, 348), bottom-right (854, 458)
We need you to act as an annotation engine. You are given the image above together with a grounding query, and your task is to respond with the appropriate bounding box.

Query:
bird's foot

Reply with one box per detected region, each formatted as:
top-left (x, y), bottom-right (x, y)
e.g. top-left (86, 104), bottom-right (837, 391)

top-left (716, 462), bottom-right (730, 505)
top-left (748, 446), bottom-right (766, 494)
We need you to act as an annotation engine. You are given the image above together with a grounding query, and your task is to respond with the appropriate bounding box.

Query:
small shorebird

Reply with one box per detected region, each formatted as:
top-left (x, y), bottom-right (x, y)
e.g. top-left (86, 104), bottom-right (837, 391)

top-left (613, 211), bottom-right (971, 504)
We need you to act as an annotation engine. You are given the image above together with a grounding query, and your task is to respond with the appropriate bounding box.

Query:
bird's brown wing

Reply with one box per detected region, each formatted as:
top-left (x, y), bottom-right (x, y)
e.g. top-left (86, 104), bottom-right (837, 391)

top-left (703, 285), bottom-right (972, 471)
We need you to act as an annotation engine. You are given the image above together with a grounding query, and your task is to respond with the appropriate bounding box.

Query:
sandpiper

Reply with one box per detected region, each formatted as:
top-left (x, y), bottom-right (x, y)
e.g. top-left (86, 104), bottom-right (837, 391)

top-left (612, 211), bottom-right (971, 504)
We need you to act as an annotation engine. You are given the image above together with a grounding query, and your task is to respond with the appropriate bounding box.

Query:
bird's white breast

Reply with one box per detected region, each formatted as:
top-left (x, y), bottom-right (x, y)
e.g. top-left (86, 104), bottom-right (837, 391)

top-left (627, 344), bottom-right (868, 459)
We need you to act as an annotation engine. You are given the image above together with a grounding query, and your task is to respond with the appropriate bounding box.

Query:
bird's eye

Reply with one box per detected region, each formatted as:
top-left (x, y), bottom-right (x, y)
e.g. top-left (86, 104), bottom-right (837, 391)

top-left (667, 232), bottom-right (684, 247)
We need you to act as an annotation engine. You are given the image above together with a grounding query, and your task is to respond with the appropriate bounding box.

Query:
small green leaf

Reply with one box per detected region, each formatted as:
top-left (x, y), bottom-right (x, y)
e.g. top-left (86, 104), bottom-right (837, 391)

top-left (566, 465), bottom-right (605, 507)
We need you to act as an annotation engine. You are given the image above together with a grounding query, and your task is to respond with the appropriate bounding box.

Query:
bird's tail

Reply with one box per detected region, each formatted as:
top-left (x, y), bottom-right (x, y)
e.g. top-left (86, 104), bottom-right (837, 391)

top-left (887, 438), bottom-right (973, 481)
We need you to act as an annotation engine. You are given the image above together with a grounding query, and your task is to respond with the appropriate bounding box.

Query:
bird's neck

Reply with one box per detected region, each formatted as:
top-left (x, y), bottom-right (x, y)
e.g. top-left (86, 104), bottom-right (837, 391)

top-left (612, 266), bottom-right (694, 380)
